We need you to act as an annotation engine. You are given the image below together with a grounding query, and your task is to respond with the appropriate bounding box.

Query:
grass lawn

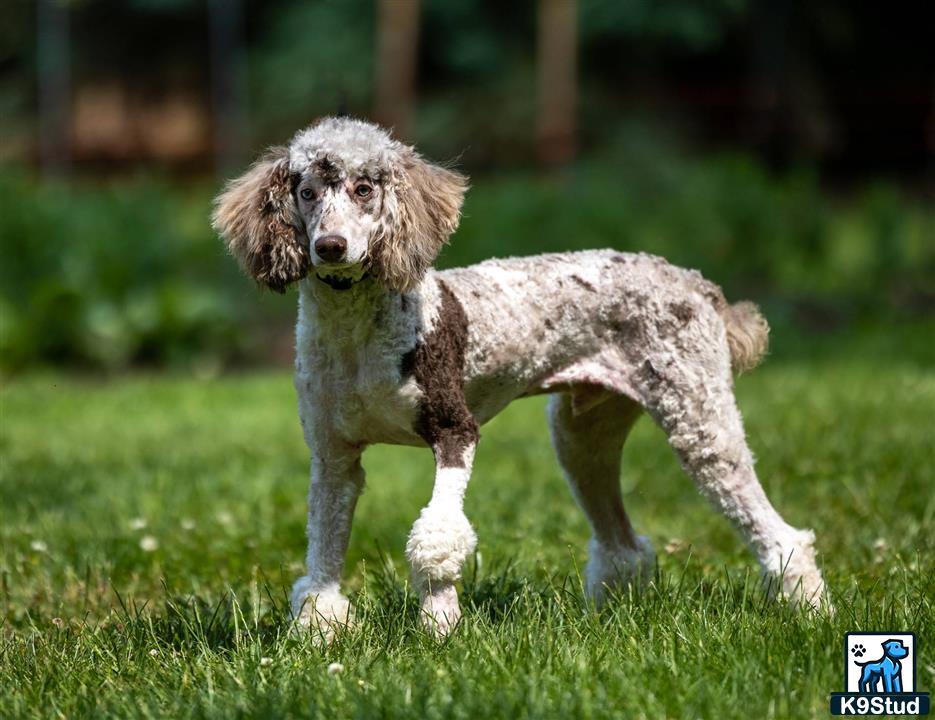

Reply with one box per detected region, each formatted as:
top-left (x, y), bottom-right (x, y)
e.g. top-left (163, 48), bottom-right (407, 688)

top-left (1, 334), bottom-right (933, 718)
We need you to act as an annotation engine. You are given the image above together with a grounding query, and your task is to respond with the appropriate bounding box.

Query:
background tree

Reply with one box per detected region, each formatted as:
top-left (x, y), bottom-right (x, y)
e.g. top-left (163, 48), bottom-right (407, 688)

top-left (374, 0), bottom-right (420, 140)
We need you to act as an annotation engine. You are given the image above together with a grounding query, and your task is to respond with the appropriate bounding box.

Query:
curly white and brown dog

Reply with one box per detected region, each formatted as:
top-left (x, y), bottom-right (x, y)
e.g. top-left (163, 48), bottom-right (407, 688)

top-left (212, 116), bottom-right (829, 639)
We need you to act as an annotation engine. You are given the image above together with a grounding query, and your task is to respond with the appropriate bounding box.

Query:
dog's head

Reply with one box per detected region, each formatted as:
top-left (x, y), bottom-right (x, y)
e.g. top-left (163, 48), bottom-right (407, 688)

top-left (212, 117), bottom-right (468, 293)
top-left (882, 640), bottom-right (909, 660)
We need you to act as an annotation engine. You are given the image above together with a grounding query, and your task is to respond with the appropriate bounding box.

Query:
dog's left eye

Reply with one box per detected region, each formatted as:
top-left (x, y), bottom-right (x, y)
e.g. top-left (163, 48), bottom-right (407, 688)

top-left (354, 184), bottom-right (373, 198)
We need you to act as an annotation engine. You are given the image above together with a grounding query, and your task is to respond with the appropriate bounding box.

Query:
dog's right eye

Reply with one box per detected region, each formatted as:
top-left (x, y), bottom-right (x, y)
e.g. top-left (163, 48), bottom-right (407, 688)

top-left (300, 188), bottom-right (316, 201)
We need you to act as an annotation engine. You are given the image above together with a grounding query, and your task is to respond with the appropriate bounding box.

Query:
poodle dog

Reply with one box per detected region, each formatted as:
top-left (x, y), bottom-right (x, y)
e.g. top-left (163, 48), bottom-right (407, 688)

top-left (212, 117), bottom-right (829, 638)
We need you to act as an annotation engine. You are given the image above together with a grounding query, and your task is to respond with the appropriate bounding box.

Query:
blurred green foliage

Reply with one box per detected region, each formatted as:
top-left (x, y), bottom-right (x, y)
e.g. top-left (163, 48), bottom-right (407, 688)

top-left (1, 138), bottom-right (932, 372)
top-left (450, 138), bottom-right (935, 317)
top-left (0, 174), bottom-right (291, 371)
top-left (249, 0), bottom-right (375, 143)
top-left (580, 0), bottom-right (746, 50)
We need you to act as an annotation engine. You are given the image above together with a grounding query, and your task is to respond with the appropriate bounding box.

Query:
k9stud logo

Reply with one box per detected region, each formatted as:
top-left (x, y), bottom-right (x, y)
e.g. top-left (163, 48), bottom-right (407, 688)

top-left (830, 632), bottom-right (930, 715)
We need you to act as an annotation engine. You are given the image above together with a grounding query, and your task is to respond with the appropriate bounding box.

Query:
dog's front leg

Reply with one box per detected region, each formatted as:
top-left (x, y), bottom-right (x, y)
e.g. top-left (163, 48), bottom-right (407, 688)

top-left (291, 451), bottom-right (364, 642)
top-left (406, 442), bottom-right (477, 636)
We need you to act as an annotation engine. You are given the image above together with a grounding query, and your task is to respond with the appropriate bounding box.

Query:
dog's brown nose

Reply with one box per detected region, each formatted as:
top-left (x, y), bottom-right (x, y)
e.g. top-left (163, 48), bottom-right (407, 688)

top-left (314, 234), bottom-right (347, 263)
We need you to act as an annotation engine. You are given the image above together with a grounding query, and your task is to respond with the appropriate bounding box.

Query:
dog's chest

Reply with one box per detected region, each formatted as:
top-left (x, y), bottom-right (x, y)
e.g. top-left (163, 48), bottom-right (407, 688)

top-left (298, 344), bottom-right (423, 446)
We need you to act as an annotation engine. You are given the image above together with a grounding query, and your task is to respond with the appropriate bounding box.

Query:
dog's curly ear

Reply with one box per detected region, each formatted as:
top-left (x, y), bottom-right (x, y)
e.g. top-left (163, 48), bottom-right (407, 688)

top-left (372, 150), bottom-right (468, 293)
top-left (212, 147), bottom-right (310, 293)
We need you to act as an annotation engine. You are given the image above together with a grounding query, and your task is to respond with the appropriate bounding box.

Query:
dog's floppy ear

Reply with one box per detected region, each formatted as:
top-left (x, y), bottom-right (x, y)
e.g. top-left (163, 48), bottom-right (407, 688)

top-left (212, 147), bottom-right (310, 293)
top-left (372, 150), bottom-right (468, 293)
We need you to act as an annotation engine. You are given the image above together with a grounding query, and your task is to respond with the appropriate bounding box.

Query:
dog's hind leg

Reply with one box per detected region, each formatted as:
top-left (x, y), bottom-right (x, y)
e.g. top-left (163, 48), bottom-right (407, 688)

top-left (548, 391), bottom-right (655, 604)
top-left (636, 343), bottom-right (829, 609)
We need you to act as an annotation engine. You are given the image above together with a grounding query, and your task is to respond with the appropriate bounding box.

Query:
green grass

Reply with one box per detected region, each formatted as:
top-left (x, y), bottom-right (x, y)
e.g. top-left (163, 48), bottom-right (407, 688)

top-left (1, 343), bottom-right (933, 718)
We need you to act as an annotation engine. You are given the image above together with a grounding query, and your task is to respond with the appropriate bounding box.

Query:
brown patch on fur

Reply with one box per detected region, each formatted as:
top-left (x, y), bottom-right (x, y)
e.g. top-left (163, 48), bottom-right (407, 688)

top-left (668, 301), bottom-right (695, 323)
top-left (212, 147), bottom-right (310, 292)
top-left (640, 358), bottom-right (664, 385)
top-left (570, 274), bottom-right (596, 292)
top-left (401, 282), bottom-right (478, 467)
top-left (314, 158), bottom-right (342, 185)
top-left (370, 152), bottom-right (468, 293)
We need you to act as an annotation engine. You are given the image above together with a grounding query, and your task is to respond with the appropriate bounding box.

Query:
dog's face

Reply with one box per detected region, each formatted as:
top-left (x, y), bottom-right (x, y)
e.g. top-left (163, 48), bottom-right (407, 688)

top-left (212, 117), bottom-right (468, 293)
top-left (296, 164), bottom-right (382, 268)
top-left (293, 157), bottom-right (386, 285)
top-left (883, 640), bottom-right (909, 659)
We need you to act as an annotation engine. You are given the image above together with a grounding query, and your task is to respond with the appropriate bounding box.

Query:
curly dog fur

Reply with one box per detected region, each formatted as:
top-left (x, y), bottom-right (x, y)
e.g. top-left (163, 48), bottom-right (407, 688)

top-left (213, 117), bottom-right (830, 638)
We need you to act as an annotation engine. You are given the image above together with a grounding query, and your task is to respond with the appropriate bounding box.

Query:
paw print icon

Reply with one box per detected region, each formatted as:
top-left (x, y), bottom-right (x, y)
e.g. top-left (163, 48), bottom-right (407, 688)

top-left (851, 643), bottom-right (866, 658)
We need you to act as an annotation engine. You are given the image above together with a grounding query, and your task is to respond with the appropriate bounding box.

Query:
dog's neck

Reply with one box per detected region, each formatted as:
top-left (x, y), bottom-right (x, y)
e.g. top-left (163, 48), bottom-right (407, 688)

top-left (298, 273), bottom-right (422, 351)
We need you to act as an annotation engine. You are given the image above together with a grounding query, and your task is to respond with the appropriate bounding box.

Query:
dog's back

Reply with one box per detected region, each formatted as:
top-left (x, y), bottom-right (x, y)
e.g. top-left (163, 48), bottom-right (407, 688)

top-left (438, 249), bottom-right (766, 421)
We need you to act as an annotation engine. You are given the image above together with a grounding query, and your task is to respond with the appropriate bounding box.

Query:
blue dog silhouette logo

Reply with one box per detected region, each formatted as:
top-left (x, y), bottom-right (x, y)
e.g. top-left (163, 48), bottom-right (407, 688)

top-left (854, 638), bottom-right (909, 693)
top-left (831, 632), bottom-right (930, 715)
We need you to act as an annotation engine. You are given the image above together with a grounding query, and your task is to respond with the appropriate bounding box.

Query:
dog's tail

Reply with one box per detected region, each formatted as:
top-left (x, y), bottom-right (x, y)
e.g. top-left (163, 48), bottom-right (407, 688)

top-left (719, 300), bottom-right (770, 373)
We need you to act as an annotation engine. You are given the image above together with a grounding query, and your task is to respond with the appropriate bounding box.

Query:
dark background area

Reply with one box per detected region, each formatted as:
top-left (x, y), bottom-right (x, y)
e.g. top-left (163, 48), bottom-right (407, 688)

top-left (1, 0), bottom-right (932, 371)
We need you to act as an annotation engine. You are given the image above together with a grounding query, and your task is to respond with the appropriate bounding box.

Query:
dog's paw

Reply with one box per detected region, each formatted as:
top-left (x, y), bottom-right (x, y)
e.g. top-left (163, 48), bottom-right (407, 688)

top-left (405, 504), bottom-right (477, 586)
top-left (769, 529), bottom-right (834, 613)
top-left (290, 577), bottom-right (353, 644)
top-left (419, 583), bottom-right (462, 637)
top-left (586, 535), bottom-right (655, 605)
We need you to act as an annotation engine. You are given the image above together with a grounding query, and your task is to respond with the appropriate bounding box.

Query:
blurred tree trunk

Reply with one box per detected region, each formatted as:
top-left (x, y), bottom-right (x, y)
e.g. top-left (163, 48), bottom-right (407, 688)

top-left (209, 0), bottom-right (247, 177)
top-left (536, 0), bottom-right (577, 168)
top-left (37, 0), bottom-right (70, 178)
top-left (374, 0), bottom-right (420, 140)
